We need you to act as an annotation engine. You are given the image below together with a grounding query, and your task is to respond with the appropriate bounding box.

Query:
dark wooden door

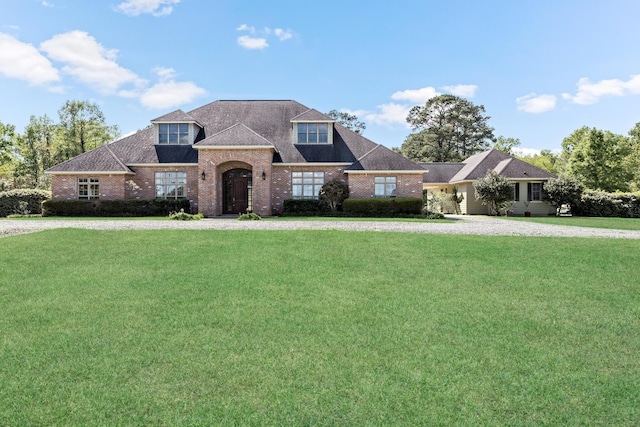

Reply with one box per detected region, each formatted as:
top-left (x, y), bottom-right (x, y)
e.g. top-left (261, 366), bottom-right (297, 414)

top-left (223, 169), bottom-right (252, 214)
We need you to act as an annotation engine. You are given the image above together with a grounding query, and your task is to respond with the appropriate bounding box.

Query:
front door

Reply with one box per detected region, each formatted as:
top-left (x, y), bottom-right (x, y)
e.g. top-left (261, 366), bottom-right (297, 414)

top-left (223, 169), bottom-right (252, 214)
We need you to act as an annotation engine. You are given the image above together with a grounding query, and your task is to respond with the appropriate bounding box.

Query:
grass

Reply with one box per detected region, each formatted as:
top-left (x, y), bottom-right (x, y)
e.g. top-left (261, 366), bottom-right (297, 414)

top-left (499, 215), bottom-right (640, 230)
top-left (1, 230), bottom-right (639, 425)
top-left (271, 215), bottom-right (455, 223)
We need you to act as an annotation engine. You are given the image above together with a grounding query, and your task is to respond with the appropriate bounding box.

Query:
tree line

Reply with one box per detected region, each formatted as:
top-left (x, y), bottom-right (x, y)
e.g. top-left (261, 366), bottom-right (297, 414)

top-left (395, 94), bottom-right (640, 193)
top-left (0, 100), bottom-right (119, 191)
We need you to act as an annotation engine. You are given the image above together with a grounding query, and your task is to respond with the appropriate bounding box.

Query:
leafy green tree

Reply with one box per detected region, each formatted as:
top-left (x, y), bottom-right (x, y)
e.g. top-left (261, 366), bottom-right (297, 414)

top-left (492, 136), bottom-right (520, 155)
top-left (562, 126), bottom-right (632, 192)
top-left (543, 176), bottom-right (583, 211)
top-left (400, 94), bottom-right (495, 162)
top-left (473, 170), bottom-right (513, 215)
top-left (515, 149), bottom-right (563, 175)
top-left (0, 121), bottom-right (16, 166)
top-left (14, 115), bottom-right (57, 188)
top-left (57, 100), bottom-right (119, 161)
top-left (627, 122), bottom-right (640, 190)
top-left (319, 178), bottom-right (349, 212)
top-left (326, 110), bottom-right (366, 135)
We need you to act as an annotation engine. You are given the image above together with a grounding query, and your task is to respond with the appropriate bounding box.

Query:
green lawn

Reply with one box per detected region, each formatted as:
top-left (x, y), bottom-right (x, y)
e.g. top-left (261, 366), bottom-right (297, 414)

top-left (499, 215), bottom-right (640, 231)
top-left (1, 230), bottom-right (639, 425)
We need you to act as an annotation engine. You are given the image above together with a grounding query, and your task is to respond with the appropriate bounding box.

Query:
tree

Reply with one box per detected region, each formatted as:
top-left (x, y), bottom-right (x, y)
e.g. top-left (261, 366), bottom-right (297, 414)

top-left (14, 115), bottom-right (57, 188)
top-left (627, 122), bottom-right (640, 191)
top-left (319, 178), bottom-right (349, 212)
top-left (543, 176), bottom-right (583, 211)
top-left (515, 149), bottom-right (563, 175)
top-left (326, 110), bottom-right (366, 135)
top-left (562, 126), bottom-right (632, 192)
top-left (473, 170), bottom-right (513, 215)
top-left (492, 136), bottom-right (520, 155)
top-left (400, 94), bottom-right (495, 162)
top-left (57, 100), bottom-right (119, 162)
top-left (0, 121), bottom-right (16, 166)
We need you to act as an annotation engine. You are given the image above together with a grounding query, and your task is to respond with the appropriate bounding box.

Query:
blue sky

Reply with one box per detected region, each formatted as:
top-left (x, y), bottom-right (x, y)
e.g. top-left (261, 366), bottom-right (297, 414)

top-left (2, 0), bottom-right (640, 154)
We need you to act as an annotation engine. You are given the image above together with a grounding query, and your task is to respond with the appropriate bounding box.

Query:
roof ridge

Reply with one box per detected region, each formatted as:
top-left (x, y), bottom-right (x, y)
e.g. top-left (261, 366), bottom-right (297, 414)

top-left (355, 144), bottom-right (382, 162)
top-left (104, 143), bottom-right (131, 172)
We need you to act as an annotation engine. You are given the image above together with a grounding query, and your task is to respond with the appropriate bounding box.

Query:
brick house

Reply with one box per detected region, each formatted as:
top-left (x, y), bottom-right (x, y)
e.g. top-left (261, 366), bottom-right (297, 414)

top-left (46, 100), bottom-right (425, 216)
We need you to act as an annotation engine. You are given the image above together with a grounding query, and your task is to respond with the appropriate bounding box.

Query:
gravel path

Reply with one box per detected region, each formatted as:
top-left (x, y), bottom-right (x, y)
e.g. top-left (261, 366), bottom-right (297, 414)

top-left (2, 216), bottom-right (640, 239)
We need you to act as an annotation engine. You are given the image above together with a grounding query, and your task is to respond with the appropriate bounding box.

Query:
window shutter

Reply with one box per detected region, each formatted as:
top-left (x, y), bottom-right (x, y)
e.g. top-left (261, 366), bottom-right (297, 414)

top-left (527, 183), bottom-right (532, 202)
top-left (514, 183), bottom-right (520, 201)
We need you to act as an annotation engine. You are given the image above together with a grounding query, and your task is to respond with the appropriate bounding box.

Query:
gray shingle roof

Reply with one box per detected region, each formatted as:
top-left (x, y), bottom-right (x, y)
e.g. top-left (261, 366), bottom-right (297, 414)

top-left (195, 123), bottom-right (275, 148)
top-left (421, 149), bottom-right (556, 184)
top-left (151, 109), bottom-right (201, 125)
top-left (47, 100), bottom-right (422, 172)
top-left (347, 145), bottom-right (425, 171)
top-left (290, 109), bottom-right (335, 122)
top-left (46, 143), bottom-right (134, 173)
top-left (421, 162), bottom-right (465, 183)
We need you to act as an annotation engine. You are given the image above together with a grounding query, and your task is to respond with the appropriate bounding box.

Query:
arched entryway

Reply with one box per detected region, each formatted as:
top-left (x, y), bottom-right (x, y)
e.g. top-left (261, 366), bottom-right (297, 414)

top-left (222, 169), bottom-right (252, 214)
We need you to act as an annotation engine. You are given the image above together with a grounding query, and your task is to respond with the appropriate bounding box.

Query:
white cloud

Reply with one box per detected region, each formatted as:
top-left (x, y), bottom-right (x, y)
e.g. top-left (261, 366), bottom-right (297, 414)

top-left (40, 30), bottom-right (146, 94)
top-left (442, 84), bottom-right (478, 98)
top-left (274, 28), bottom-right (293, 41)
top-left (516, 93), bottom-right (557, 113)
top-left (562, 75), bottom-right (640, 105)
top-left (0, 33), bottom-right (60, 86)
top-left (237, 35), bottom-right (269, 50)
top-left (364, 103), bottom-right (412, 126)
top-left (236, 24), bottom-right (293, 49)
top-left (140, 80), bottom-right (207, 109)
top-left (116, 0), bottom-right (180, 17)
top-left (391, 87), bottom-right (440, 104)
top-left (236, 24), bottom-right (255, 33)
top-left (42, 1), bottom-right (54, 7)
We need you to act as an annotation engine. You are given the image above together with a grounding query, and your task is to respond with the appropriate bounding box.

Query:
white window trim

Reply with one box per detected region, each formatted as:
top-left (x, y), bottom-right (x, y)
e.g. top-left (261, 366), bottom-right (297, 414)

top-left (78, 177), bottom-right (99, 200)
top-left (154, 123), bottom-right (197, 145)
top-left (374, 176), bottom-right (397, 198)
top-left (155, 171), bottom-right (188, 199)
top-left (293, 122), bottom-right (333, 145)
top-left (291, 171), bottom-right (325, 199)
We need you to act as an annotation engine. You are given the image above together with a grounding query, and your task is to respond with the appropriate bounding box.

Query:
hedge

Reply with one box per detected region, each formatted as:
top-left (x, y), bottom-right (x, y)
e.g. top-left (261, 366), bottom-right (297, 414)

top-left (282, 199), bottom-right (323, 215)
top-left (574, 191), bottom-right (640, 218)
top-left (342, 197), bottom-right (423, 216)
top-left (0, 189), bottom-right (51, 217)
top-left (42, 199), bottom-right (191, 217)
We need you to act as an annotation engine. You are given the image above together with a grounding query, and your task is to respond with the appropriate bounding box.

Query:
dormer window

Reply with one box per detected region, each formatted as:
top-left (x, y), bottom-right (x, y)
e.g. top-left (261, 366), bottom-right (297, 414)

top-left (158, 124), bottom-right (190, 145)
top-left (295, 123), bottom-right (331, 144)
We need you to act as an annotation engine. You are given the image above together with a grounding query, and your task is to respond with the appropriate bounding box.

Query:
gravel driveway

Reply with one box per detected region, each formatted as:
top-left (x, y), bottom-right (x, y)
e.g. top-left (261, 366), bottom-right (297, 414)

top-left (2, 216), bottom-right (640, 239)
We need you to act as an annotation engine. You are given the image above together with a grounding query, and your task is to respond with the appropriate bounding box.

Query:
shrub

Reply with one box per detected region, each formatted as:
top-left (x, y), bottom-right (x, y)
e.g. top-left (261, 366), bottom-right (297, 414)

top-left (342, 197), bottom-right (423, 216)
top-left (42, 198), bottom-right (191, 217)
top-left (319, 178), bottom-right (349, 212)
top-left (283, 199), bottom-right (322, 215)
top-left (169, 209), bottom-right (203, 220)
top-left (574, 191), bottom-right (640, 218)
top-left (473, 170), bottom-right (513, 215)
top-left (544, 176), bottom-right (583, 209)
top-left (0, 189), bottom-right (51, 217)
top-left (237, 212), bottom-right (261, 220)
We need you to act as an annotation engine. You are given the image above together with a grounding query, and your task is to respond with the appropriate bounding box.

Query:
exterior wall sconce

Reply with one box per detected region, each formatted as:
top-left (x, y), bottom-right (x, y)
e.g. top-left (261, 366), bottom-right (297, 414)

top-left (201, 171), bottom-right (206, 181)
top-left (262, 171), bottom-right (266, 180)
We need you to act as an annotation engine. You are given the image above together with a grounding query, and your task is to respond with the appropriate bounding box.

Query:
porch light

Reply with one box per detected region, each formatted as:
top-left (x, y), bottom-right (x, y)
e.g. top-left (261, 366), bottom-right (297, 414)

top-left (201, 171), bottom-right (206, 180)
top-left (262, 171), bottom-right (266, 180)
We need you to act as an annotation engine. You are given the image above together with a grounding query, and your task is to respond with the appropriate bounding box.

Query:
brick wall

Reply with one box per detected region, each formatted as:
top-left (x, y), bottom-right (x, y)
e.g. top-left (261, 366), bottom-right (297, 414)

top-left (271, 165), bottom-right (347, 214)
top-left (197, 148), bottom-right (274, 216)
top-left (50, 174), bottom-right (129, 200)
top-left (348, 173), bottom-right (423, 199)
top-left (127, 166), bottom-right (199, 211)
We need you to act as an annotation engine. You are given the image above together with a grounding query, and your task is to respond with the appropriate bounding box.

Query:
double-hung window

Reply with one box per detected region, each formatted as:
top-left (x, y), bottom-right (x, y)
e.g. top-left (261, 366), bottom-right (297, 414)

top-left (297, 123), bottom-right (329, 144)
top-left (292, 171), bottom-right (324, 199)
top-left (375, 176), bottom-right (396, 197)
top-left (158, 124), bottom-right (190, 144)
top-left (78, 178), bottom-right (99, 199)
top-left (528, 182), bottom-right (543, 201)
top-left (155, 172), bottom-right (187, 199)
